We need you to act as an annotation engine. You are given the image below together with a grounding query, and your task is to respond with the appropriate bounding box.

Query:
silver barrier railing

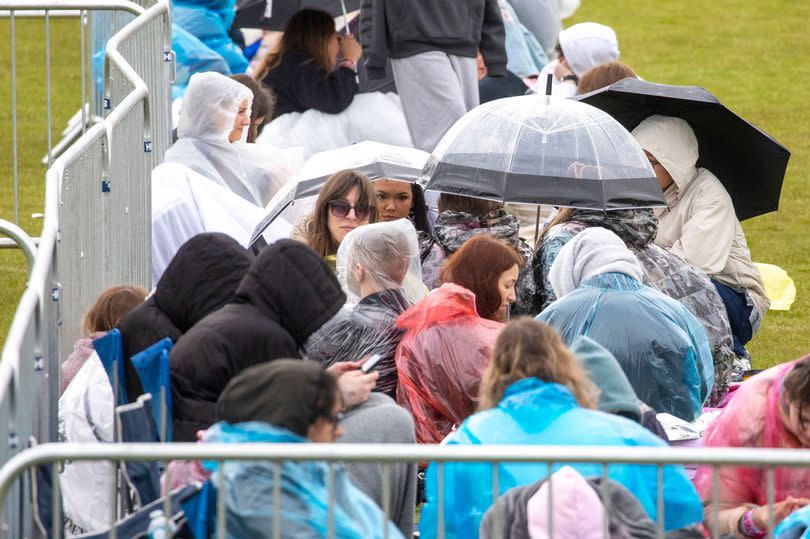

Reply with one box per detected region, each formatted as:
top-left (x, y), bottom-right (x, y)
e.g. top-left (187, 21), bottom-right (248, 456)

top-left (1, 442), bottom-right (809, 538)
top-left (0, 1), bottom-right (171, 535)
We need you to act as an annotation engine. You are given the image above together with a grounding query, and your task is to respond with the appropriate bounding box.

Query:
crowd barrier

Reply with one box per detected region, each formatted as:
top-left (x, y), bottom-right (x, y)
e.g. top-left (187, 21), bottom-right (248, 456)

top-left (0, 0), bottom-right (172, 535)
top-left (0, 442), bottom-right (809, 538)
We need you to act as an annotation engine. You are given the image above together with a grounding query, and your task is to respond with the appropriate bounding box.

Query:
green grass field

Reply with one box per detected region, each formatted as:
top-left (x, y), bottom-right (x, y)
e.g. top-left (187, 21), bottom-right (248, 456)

top-left (2, 3), bottom-right (809, 368)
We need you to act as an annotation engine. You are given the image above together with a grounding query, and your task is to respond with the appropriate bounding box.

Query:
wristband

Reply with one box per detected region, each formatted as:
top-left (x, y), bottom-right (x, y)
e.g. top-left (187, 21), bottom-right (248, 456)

top-left (739, 508), bottom-right (766, 538)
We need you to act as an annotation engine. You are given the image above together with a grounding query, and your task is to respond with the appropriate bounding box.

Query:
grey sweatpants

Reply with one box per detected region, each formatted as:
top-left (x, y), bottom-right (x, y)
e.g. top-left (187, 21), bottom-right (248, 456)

top-left (338, 393), bottom-right (417, 537)
top-left (391, 51), bottom-right (479, 153)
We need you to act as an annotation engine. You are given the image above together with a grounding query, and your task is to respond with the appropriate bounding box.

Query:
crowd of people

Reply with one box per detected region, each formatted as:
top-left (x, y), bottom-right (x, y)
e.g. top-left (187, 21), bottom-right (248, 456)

top-left (55, 1), bottom-right (810, 538)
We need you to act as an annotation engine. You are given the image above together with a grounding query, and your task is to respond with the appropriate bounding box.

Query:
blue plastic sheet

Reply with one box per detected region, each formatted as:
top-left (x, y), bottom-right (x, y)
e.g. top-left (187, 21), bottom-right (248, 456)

top-left (419, 378), bottom-right (704, 538)
top-left (172, 0), bottom-right (248, 75)
top-left (172, 23), bottom-right (231, 99)
top-left (776, 505), bottom-right (810, 539)
top-left (202, 422), bottom-right (404, 539)
top-left (131, 338), bottom-right (174, 442)
top-left (93, 329), bottom-right (129, 406)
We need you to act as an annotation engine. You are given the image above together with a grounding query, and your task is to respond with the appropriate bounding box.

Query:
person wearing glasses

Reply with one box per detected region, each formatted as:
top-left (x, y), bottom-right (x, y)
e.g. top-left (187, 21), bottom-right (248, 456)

top-left (204, 359), bottom-right (404, 538)
top-left (300, 169), bottom-right (378, 271)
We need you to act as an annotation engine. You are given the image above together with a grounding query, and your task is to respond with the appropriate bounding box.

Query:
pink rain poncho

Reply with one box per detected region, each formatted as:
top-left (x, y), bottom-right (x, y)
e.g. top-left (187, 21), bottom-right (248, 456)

top-left (694, 359), bottom-right (810, 520)
top-left (395, 284), bottom-right (503, 444)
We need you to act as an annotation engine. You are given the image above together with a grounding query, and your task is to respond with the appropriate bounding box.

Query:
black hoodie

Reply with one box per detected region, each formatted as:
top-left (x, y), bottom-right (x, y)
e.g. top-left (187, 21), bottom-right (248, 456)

top-left (169, 240), bottom-right (347, 441)
top-left (117, 233), bottom-right (253, 400)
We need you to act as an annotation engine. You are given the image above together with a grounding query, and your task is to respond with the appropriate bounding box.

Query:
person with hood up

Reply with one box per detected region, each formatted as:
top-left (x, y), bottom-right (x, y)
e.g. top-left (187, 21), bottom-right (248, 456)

top-left (395, 282), bottom-right (504, 444)
top-left (632, 115), bottom-right (769, 359)
top-left (571, 336), bottom-right (668, 441)
top-left (164, 71), bottom-right (297, 207)
top-left (169, 239), bottom-right (350, 440)
top-left (359, 0), bottom-right (507, 152)
top-left (480, 466), bottom-right (661, 539)
top-left (418, 319), bottom-right (704, 538)
top-left (693, 357), bottom-right (810, 537)
top-left (533, 207), bottom-right (737, 399)
top-left (118, 233), bottom-right (254, 401)
top-left (420, 193), bottom-right (536, 315)
top-left (306, 219), bottom-right (423, 397)
top-left (204, 360), bottom-right (404, 539)
top-left (537, 22), bottom-right (619, 98)
top-left (536, 227), bottom-right (714, 421)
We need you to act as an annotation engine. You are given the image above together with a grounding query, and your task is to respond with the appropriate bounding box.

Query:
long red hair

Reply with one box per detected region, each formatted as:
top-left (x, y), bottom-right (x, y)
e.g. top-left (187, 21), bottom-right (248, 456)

top-left (440, 235), bottom-right (522, 321)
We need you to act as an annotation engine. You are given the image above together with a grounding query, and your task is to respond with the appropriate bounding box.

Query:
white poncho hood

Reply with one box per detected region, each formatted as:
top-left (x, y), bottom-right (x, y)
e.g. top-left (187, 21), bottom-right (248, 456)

top-left (165, 72), bottom-right (291, 206)
top-left (558, 22), bottom-right (619, 78)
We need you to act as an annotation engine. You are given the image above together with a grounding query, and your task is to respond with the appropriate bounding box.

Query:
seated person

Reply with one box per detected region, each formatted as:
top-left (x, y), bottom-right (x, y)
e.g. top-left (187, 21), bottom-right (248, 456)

top-left (694, 358), bottom-right (810, 537)
top-left (537, 227), bottom-right (714, 421)
top-left (229, 74), bottom-right (274, 142)
top-left (418, 318), bottom-right (704, 538)
top-left (537, 22), bottom-right (619, 98)
top-left (632, 115), bottom-right (769, 358)
top-left (395, 235), bottom-right (521, 444)
top-left (205, 359), bottom-right (404, 538)
top-left (295, 169), bottom-right (377, 271)
top-left (305, 219), bottom-right (422, 397)
top-left (258, 9), bottom-right (360, 120)
top-left (532, 206), bottom-right (737, 399)
top-left (61, 285), bottom-right (147, 393)
top-left (420, 193), bottom-right (536, 315)
top-left (164, 71), bottom-right (295, 206)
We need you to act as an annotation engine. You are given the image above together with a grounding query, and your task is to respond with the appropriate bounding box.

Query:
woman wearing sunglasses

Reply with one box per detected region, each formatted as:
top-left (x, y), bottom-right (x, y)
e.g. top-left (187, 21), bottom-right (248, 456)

top-left (305, 169), bottom-right (377, 270)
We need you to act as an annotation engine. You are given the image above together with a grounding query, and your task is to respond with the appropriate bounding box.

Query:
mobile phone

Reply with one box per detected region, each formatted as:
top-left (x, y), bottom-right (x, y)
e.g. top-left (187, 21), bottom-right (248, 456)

top-left (361, 354), bottom-right (383, 374)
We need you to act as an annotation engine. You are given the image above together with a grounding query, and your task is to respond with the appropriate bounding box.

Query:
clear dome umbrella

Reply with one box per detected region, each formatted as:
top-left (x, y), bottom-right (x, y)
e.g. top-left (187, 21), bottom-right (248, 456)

top-left (418, 94), bottom-right (666, 210)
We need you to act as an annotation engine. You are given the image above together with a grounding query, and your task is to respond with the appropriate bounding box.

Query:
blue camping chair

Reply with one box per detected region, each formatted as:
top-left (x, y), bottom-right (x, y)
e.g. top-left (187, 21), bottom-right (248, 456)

top-left (116, 395), bottom-right (162, 508)
top-left (93, 329), bottom-right (129, 406)
top-left (131, 338), bottom-right (174, 442)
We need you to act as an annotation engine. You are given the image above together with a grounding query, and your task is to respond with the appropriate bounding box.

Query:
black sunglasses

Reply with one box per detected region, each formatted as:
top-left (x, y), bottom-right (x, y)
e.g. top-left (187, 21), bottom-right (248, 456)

top-left (328, 200), bottom-right (374, 220)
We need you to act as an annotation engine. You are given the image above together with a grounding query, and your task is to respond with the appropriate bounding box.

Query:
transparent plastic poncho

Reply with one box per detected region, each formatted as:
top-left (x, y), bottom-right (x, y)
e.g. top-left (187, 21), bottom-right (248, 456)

top-left (694, 360), bottom-right (810, 507)
top-left (304, 220), bottom-right (425, 397)
top-left (394, 284), bottom-right (504, 444)
top-left (419, 95), bottom-right (665, 210)
top-left (537, 272), bottom-right (714, 421)
top-left (164, 72), bottom-right (296, 206)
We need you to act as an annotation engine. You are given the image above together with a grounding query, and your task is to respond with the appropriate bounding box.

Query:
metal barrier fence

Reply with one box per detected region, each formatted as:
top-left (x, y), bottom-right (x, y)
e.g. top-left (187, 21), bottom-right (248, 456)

top-left (0, 442), bottom-right (808, 538)
top-left (0, 1), bottom-right (172, 535)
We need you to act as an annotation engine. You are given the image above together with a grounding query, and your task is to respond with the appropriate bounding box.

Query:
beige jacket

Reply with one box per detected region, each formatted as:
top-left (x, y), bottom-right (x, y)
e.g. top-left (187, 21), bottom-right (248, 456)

top-left (633, 115), bottom-right (769, 319)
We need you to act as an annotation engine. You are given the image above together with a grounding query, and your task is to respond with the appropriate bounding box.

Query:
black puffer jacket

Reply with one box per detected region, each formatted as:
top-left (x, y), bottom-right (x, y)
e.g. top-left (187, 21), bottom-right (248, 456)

top-left (170, 240), bottom-right (347, 441)
top-left (117, 233), bottom-right (253, 400)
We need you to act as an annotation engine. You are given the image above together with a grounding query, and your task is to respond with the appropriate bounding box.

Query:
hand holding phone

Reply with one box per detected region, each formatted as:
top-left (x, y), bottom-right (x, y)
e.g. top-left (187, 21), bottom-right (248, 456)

top-left (361, 353), bottom-right (383, 374)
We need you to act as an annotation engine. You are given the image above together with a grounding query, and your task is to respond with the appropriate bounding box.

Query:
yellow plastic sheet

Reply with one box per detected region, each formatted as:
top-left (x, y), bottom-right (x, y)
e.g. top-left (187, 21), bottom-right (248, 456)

top-left (754, 263), bottom-right (796, 311)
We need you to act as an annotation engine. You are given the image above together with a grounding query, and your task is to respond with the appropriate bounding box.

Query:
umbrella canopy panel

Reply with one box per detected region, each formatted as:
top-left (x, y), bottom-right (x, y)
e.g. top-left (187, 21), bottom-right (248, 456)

top-left (419, 95), bottom-right (665, 210)
top-left (576, 78), bottom-right (791, 220)
top-left (235, 0), bottom-right (361, 31)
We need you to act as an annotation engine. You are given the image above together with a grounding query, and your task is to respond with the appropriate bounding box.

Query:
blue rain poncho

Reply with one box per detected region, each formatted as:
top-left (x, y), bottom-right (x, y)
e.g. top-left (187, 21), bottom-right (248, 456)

top-left (418, 378), bottom-right (704, 538)
top-left (538, 272), bottom-right (714, 421)
top-left (202, 422), bottom-right (404, 539)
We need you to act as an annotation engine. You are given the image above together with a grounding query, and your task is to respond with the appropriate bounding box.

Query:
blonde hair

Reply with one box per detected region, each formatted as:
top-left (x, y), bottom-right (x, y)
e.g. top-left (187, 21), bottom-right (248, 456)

top-left (83, 285), bottom-right (148, 336)
top-left (479, 318), bottom-right (598, 410)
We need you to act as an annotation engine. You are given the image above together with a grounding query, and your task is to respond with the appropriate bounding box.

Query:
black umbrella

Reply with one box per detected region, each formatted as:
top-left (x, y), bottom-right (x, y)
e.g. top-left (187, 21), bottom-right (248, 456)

top-left (233, 0), bottom-right (360, 31)
top-left (575, 78), bottom-right (791, 221)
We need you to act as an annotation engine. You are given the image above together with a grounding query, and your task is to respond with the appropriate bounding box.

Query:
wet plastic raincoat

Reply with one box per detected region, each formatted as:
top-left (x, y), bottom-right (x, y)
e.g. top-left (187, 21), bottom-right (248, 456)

top-left (202, 421), bottom-right (404, 539)
top-left (537, 228), bottom-right (713, 420)
top-left (694, 360), bottom-right (810, 535)
top-left (164, 72), bottom-right (297, 206)
top-left (305, 220), bottom-right (424, 396)
top-left (533, 208), bottom-right (736, 398)
top-left (395, 284), bottom-right (503, 444)
top-left (418, 378), bottom-right (704, 538)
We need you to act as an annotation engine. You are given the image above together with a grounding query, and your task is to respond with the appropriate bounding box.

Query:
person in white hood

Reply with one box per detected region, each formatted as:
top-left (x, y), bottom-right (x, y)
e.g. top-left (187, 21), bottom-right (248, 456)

top-left (537, 22), bottom-right (619, 98)
top-left (632, 115), bottom-right (769, 358)
top-left (164, 72), bottom-right (295, 206)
